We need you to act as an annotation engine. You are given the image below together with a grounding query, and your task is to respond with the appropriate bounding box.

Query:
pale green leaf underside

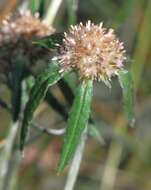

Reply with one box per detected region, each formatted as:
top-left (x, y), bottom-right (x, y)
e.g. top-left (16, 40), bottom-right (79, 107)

top-left (58, 80), bottom-right (93, 173)
top-left (118, 70), bottom-right (135, 126)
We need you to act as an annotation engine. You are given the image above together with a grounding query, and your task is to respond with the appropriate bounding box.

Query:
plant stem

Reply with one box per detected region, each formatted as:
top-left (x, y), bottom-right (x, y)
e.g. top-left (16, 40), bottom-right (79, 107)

top-left (64, 126), bottom-right (88, 190)
top-left (131, 0), bottom-right (151, 91)
top-left (66, 0), bottom-right (78, 25)
top-left (0, 121), bottom-right (20, 190)
top-left (100, 141), bottom-right (123, 190)
top-left (44, 0), bottom-right (63, 26)
top-left (32, 122), bottom-right (65, 136)
top-left (100, 117), bottom-right (127, 190)
top-left (0, 77), bottom-right (25, 190)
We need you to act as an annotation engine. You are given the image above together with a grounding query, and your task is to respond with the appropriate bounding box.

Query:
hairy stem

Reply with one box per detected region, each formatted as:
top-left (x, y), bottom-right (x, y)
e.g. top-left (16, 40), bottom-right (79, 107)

top-left (0, 121), bottom-right (20, 190)
top-left (64, 126), bottom-right (88, 190)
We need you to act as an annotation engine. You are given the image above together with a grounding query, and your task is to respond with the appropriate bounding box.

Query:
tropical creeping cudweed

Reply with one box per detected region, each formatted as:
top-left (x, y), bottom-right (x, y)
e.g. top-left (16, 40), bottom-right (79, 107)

top-left (57, 21), bottom-right (126, 85)
top-left (20, 21), bottom-right (134, 173)
top-left (0, 10), bottom-right (54, 122)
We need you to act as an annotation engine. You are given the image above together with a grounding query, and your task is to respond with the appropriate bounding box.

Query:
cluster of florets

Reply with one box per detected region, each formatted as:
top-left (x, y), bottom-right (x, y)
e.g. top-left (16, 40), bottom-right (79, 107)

top-left (0, 10), bottom-right (54, 42)
top-left (57, 21), bottom-right (126, 85)
top-left (0, 10), bottom-right (54, 74)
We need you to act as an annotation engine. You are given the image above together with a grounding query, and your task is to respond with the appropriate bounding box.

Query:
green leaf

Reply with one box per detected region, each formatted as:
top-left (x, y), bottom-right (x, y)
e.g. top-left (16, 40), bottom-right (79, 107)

top-left (58, 80), bottom-right (93, 173)
top-left (20, 65), bottom-right (64, 151)
top-left (29, 0), bottom-right (40, 14)
top-left (38, 0), bottom-right (45, 17)
top-left (11, 56), bottom-right (25, 121)
top-left (33, 33), bottom-right (64, 49)
top-left (118, 70), bottom-right (135, 127)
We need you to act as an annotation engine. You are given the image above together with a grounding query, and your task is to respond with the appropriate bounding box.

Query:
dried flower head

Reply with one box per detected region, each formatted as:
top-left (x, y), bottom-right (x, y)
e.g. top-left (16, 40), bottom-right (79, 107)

top-left (0, 10), bottom-right (54, 42)
top-left (57, 21), bottom-right (126, 85)
top-left (0, 10), bottom-right (55, 74)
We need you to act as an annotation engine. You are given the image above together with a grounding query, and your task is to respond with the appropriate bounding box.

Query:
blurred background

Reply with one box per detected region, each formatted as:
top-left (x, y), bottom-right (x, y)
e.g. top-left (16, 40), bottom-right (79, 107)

top-left (0, 0), bottom-right (151, 190)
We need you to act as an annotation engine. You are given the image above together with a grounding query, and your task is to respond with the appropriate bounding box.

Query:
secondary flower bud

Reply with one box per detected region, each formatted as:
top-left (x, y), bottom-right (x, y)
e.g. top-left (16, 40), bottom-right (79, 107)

top-left (57, 21), bottom-right (126, 86)
top-left (0, 10), bottom-right (55, 74)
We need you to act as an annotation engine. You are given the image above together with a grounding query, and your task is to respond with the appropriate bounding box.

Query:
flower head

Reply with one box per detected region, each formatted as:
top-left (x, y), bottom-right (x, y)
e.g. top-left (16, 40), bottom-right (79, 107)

top-left (0, 10), bottom-right (55, 74)
top-left (0, 10), bottom-right (54, 43)
top-left (57, 21), bottom-right (126, 85)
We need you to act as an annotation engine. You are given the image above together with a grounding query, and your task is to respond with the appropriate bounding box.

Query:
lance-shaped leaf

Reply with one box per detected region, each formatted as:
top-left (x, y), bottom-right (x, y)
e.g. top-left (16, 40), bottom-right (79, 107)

top-left (20, 65), bottom-right (64, 151)
top-left (118, 70), bottom-right (135, 127)
top-left (58, 80), bottom-right (93, 173)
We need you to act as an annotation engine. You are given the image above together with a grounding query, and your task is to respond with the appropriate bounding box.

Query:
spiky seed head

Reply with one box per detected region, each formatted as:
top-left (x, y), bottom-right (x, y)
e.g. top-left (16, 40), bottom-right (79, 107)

top-left (57, 21), bottom-right (126, 86)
